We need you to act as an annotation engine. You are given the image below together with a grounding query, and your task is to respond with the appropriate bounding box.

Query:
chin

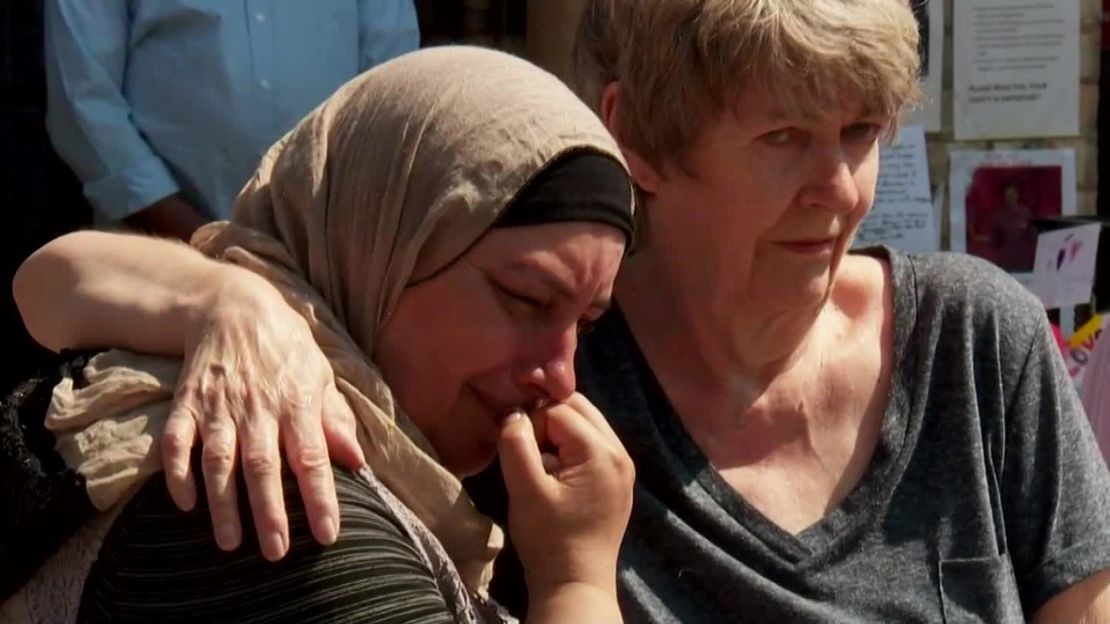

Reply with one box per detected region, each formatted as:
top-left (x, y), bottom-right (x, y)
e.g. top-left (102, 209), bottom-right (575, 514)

top-left (424, 397), bottom-right (501, 477)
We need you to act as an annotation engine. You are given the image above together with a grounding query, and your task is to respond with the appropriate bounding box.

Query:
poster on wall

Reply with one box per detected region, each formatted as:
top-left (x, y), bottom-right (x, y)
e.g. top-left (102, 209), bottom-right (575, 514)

top-left (949, 148), bottom-right (1077, 284)
top-left (855, 126), bottom-right (939, 252)
top-left (1030, 223), bottom-right (1102, 309)
top-left (953, 0), bottom-right (1079, 140)
top-left (905, 0), bottom-right (944, 132)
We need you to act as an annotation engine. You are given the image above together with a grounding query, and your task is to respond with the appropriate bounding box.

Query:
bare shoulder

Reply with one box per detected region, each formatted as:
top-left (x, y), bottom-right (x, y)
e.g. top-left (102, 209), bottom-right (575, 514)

top-left (832, 254), bottom-right (891, 327)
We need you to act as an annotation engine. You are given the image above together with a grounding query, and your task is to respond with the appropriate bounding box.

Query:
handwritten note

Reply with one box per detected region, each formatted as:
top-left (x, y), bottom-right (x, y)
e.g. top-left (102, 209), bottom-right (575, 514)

top-left (855, 126), bottom-right (939, 253)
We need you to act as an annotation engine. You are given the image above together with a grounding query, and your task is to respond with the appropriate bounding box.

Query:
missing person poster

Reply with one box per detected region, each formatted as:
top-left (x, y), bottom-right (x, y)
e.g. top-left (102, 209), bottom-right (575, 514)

top-left (949, 148), bottom-right (1078, 284)
top-left (953, 0), bottom-right (1079, 139)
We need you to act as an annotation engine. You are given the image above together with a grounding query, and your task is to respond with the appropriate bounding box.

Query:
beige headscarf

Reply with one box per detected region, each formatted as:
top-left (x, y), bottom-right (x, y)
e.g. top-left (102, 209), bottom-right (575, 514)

top-left (44, 46), bottom-right (629, 594)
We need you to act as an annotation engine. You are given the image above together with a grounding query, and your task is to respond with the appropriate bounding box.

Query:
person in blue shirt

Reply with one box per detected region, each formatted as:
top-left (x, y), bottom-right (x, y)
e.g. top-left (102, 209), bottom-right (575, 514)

top-left (45, 1), bottom-right (419, 241)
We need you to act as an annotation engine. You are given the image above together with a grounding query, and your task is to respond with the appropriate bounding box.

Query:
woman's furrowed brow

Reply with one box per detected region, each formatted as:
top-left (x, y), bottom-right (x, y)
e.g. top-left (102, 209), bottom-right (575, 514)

top-left (504, 257), bottom-right (609, 311)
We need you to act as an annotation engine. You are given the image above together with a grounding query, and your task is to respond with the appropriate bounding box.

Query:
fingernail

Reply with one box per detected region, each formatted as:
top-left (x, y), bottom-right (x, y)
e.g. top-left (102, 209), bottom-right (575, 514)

top-left (502, 409), bottom-right (525, 424)
top-left (541, 453), bottom-right (561, 474)
top-left (217, 523), bottom-right (240, 550)
top-left (321, 516), bottom-right (339, 545)
top-left (262, 532), bottom-right (287, 561)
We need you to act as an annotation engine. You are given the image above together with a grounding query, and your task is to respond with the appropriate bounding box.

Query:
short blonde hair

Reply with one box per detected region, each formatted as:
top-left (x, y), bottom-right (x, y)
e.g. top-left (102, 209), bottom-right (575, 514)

top-left (575, 0), bottom-right (922, 168)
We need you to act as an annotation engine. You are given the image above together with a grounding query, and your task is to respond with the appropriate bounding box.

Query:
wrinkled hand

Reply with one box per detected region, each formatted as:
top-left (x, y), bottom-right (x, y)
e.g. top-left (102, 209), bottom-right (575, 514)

top-left (162, 272), bottom-right (365, 561)
top-left (498, 393), bottom-right (634, 597)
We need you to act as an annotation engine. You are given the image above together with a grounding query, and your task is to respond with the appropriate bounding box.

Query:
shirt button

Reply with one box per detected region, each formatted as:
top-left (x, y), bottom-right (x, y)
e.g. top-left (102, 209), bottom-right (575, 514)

top-left (258, 78), bottom-right (271, 90)
top-left (255, 12), bottom-right (266, 23)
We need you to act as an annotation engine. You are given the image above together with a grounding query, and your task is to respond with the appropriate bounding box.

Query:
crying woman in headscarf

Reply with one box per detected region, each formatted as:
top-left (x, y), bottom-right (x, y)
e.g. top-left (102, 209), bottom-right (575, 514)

top-left (2, 46), bottom-right (635, 624)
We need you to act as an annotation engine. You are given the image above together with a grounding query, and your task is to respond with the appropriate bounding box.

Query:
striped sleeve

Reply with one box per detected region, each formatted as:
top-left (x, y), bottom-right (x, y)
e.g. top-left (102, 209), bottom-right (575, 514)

top-left (79, 466), bottom-right (457, 624)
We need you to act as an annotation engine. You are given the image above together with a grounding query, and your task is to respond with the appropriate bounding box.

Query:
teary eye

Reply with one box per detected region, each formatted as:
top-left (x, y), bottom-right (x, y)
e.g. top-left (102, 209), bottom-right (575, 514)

top-left (492, 280), bottom-right (547, 316)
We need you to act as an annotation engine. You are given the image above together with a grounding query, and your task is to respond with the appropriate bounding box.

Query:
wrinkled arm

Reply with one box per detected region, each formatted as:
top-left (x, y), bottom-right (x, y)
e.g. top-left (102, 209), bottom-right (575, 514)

top-left (13, 230), bottom-right (248, 355)
top-left (1033, 570), bottom-right (1110, 624)
top-left (13, 231), bottom-right (362, 561)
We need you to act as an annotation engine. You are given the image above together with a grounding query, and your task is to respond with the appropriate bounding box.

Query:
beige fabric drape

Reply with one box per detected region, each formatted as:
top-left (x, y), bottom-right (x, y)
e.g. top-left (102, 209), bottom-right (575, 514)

top-left (45, 46), bottom-right (627, 594)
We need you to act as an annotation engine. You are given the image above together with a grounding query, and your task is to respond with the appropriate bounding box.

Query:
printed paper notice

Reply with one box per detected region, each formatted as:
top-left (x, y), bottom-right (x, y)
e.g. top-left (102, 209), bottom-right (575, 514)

top-left (953, 0), bottom-right (1079, 139)
top-left (855, 126), bottom-right (938, 253)
top-left (1031, 223), bottom-right (1102, 309)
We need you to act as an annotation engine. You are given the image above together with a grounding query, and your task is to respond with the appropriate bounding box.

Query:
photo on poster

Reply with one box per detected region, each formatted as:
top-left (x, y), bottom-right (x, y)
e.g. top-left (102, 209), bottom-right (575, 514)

top-left (905, 0), bottom-right (944, 132)
top-left (949, 149), bottom-right (1077, 277)
top-left (966, 166), bottom-right (1061, 272)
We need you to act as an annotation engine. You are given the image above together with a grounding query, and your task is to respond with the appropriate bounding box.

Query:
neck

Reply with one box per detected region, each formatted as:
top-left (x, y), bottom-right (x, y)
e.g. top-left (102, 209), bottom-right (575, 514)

top-left (616, 247), bottom-right (833, 414)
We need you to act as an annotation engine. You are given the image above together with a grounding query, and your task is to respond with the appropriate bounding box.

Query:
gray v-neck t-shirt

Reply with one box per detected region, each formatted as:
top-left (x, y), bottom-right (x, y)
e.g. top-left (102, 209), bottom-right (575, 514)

top-left (575, 248), bottom-right (1110, 623)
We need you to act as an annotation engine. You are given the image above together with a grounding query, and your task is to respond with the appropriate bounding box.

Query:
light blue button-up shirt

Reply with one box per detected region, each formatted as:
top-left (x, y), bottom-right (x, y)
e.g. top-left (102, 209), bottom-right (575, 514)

top-left (45, 1), bottom-right (419, 220)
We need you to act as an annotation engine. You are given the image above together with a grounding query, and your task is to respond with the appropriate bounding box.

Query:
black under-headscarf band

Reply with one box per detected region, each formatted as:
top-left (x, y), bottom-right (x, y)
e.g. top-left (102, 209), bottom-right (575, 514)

top-left (493, 151), bottom-right (635, 245)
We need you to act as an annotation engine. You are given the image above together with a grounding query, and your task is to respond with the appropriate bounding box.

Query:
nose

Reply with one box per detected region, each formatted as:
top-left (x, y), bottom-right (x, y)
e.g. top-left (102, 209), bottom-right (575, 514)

top-left (516, 324), bottom-right (578, 404)
top-left (801, 143), bottom-right (862, 215)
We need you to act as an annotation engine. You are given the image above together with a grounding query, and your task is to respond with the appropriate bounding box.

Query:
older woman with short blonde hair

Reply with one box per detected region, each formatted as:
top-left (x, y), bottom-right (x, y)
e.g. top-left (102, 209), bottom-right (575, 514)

top-left (565, 1), bottom-right (1110, 622)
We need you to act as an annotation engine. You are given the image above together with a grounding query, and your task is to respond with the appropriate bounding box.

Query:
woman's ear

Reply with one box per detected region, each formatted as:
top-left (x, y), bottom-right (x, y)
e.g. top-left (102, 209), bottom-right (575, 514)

top-left (599, 81), bottom-right (662, 195)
